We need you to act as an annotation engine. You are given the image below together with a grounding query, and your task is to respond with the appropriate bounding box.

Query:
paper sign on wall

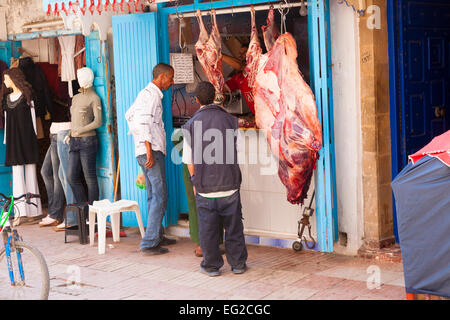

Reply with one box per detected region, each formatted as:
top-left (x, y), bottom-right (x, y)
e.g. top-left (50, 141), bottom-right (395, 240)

top-left (170, 53), bottom-right (194, 84)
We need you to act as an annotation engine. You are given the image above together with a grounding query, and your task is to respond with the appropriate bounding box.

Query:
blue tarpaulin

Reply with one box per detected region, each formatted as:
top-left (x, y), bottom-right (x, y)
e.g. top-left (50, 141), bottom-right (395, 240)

top-left (391, 155), bottom-right (450, 297)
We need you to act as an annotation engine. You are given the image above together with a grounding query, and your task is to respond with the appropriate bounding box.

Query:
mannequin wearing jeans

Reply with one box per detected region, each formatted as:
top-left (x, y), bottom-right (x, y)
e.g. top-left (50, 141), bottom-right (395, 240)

top-left (39, 125), bottom-right (65, 226)
top-left (65, 67), bottom-right (101, 217)
top-left (0, 68), bottom-right (42, 225)
top-left (39, 123), bottom-right (78, 228)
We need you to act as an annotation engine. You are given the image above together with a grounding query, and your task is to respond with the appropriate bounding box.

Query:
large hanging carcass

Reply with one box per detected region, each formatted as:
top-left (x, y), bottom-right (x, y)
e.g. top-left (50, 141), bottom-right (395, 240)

top-left (246, 6), bottom-right (323, 205)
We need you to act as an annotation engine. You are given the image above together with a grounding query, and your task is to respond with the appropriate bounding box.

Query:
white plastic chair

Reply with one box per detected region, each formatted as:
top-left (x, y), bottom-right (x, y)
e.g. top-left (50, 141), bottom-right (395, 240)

top-left (88, 199), bottom-right (145, 254)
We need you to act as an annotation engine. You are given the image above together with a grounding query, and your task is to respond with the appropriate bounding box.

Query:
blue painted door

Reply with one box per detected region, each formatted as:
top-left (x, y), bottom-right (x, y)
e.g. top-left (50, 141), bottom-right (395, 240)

top-left (390, 0), bottom-right (450, 241)
top-left (112, 12), bottom-right (178, 226)
top-left (398, 0), bottom-right (450, 166)
top-left (85, 32), bottom-right (115, 201)
top-left (0, 41), bottom-right (21, 196)
top-left (308, 0), bottom-right (338, 252)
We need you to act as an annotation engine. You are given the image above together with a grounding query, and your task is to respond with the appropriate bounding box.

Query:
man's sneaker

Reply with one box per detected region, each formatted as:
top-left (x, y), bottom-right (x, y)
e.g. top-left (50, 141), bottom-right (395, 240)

top-left (200, 266), bottom-right (221, 277)
top-left (232, 264), bottom-right (247, 275)
top-left (141, 245), bottom-right (169, 255)
top-left (160, 237), bottom-right (177, 246)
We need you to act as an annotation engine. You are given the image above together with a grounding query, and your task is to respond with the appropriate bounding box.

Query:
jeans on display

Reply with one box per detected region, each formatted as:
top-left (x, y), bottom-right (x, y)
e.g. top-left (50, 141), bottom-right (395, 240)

top-left (67, 135), bottom-right (99, 205)
top-left (41, 134), bottom-right (65, 221)
top-left (137, 152), bottom-right (168, 250)
top-left (56, 130), bottom-right (77, 225)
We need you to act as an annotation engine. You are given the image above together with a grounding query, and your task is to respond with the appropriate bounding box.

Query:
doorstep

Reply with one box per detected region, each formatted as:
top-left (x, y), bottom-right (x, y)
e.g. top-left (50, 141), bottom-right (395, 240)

top-left (357, 243), bottom-right (403, 263)
top-left (165, 219), bottom-right (319, 252)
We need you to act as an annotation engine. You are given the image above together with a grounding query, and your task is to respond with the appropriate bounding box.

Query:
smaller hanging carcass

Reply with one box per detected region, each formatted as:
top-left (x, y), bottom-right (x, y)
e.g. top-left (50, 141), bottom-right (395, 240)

top-left (194, 9), bottom-right (229, 104)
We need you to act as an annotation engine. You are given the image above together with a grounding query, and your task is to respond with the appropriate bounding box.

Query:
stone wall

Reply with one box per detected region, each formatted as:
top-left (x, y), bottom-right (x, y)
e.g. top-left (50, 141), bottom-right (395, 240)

top-left (0, 0), bottom-right (55, 36)
top-left (358, 0), bottom-right (394, 250)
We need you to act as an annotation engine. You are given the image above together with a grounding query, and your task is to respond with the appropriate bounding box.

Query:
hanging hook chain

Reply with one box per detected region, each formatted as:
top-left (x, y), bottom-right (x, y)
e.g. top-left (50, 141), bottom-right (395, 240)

top-left (278, 0), bottom-right (290, 34)
top-left (176, 0), bottom-right (186, 50)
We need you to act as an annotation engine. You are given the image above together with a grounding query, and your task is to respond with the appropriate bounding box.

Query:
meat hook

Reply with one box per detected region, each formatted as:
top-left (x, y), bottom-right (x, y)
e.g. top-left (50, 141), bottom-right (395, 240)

top-left (278, 0), bottom-right (290, 34)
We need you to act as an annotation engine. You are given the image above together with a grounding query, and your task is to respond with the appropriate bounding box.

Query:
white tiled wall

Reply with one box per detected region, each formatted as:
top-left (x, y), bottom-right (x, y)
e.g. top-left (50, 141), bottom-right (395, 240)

top-left (238, 129), bottom-right (317, 240)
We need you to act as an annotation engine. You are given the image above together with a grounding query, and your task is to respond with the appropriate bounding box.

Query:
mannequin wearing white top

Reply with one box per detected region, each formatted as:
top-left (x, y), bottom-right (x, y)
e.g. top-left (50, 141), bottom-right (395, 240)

top-left (2, 73), bottom-right (42, 224)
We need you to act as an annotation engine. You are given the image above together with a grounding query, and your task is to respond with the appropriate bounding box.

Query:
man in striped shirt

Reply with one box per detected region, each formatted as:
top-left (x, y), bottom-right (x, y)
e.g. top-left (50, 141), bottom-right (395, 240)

top-left (125, 63), bottom-right (174, 255)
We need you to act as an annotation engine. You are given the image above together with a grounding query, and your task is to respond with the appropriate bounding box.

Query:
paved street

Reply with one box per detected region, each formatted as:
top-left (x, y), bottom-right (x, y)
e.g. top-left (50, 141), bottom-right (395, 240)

top-left (15, 222), bottom-right (406, 300)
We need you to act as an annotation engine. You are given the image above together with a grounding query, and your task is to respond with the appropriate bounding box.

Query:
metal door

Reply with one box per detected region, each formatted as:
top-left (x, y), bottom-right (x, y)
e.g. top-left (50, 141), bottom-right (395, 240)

top-left (85, 32), bottom-right (115, 201)
top-left (390, 0), bottom-right (450, 241)
top-left (398, 0), bottom-right (450, 166)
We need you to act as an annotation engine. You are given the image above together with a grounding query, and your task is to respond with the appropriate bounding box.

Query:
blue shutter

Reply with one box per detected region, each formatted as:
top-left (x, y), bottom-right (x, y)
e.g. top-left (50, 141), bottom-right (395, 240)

top-left (0, 41), bottom-right (21, 196)
top-left (112, 13), bottom-right (168, 227)
top-left (85, 32), bottom-right (115, 202)
top-left (308, 0), bottom-right (338, 252)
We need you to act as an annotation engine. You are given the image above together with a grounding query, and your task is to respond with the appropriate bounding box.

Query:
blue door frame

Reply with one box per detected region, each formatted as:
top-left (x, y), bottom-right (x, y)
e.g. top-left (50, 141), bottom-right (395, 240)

top-left (158, 0), bottom-right (338, 252)
top-left (387, 0), bottom-right (401, 242)
top-left (0, 41), bottom-right (21, 196)
top-left (85, 31), bottom-right (116, 202)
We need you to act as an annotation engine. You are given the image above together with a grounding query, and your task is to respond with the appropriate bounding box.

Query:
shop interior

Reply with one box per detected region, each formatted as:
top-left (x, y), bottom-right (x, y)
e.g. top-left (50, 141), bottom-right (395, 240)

top-left (0, 35), bottom-right (87, 208)
top-left (169, 3), bottom-right (310, 129)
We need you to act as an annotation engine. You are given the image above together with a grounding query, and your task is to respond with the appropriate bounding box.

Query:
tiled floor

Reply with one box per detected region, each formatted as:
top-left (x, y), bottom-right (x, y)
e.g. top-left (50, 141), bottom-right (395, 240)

top-left (10, 223), bottom-right (406, 300)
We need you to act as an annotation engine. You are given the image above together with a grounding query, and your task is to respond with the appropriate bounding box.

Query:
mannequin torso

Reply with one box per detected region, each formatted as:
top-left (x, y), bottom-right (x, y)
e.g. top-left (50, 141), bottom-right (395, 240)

top-left (70, 86), bottom-right (102, 137)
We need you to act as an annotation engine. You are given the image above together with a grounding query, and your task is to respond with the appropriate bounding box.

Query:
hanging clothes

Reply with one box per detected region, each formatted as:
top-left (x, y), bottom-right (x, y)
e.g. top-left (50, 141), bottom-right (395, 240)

top-left (58, 36), bottom-right (77, 97)
top-left (3, 94), bottom-right (39, 166)
top-left (18, 57), bottom-right (53, 118)
top-left (37, 62), bottom-right (71, 123)
top-left (74, 34), bottom-right (86, 71)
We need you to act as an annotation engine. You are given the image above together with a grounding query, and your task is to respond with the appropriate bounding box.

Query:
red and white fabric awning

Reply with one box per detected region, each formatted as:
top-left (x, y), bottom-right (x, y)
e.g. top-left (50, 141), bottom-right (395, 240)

top-left (42, 0), bottom-right (165, 16)
top-left (409, 130), bottom-right (450, 167)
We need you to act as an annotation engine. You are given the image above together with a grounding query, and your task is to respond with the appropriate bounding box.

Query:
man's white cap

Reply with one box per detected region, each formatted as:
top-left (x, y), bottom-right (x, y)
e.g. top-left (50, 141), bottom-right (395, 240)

top-left (77, 67), bottom-right (94, 88)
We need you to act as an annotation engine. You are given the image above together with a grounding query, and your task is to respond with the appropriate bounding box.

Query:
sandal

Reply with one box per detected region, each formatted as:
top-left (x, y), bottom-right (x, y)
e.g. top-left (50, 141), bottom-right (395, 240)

top-left (53, 222), bottom-right (71, 232)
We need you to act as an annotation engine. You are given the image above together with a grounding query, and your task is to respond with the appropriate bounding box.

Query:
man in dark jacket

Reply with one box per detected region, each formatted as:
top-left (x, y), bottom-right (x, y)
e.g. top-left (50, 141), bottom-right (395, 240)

top-left (182, 82), bottom-right (248, 276)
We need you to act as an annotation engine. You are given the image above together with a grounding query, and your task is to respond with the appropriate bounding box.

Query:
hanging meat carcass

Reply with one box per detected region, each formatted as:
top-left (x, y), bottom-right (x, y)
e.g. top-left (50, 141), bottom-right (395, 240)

top-left (261, 5), bottom-right (279, 52)
top-left (245, 7), bottom-right (263, 88)
top-left (195, 9), bottom-right (228, 104)
top-left (247, 8), bottom-right (322, 205)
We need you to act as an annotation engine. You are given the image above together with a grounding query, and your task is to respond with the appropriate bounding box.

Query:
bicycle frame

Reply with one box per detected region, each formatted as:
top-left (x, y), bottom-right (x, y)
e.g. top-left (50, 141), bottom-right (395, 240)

top-left (3, 233), bottom-right (25, 286)
top-left (0, 197), bottom-right (26, 286)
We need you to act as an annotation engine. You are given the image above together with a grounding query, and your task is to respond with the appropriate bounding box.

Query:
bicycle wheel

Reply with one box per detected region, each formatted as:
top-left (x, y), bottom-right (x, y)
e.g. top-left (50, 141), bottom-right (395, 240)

top-left (0, 240), bottom-right (50, 300)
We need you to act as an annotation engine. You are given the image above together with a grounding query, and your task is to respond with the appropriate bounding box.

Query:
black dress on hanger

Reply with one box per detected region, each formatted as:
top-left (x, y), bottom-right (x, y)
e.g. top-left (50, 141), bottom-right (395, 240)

top-left (18, 57), bottom-right (53, 118)
top-left (4, 94), bottom-right (39, 166)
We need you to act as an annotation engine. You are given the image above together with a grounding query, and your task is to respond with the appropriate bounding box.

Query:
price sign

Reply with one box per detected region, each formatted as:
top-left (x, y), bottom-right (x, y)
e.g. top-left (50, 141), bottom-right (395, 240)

top-left (170, 53), bottom-right (194, 84)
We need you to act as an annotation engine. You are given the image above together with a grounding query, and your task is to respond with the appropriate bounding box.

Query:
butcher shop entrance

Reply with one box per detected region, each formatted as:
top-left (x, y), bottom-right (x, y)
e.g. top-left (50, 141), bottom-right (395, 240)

top-left (166, 0), bottom-right (337, 253)
top-left (112, 0), bottom-right (337, 252)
